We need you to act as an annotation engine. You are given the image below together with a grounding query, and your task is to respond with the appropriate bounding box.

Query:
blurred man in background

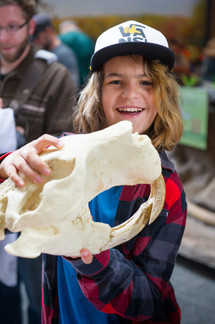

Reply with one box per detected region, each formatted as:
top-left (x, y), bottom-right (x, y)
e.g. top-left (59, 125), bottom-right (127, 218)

top-left (59, 19), bottom-right (94, 86)
top-left (32, 13), bottom-right (80, 89)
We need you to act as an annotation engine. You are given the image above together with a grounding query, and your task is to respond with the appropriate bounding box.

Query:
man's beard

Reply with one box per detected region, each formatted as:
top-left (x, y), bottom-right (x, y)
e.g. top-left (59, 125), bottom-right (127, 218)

top-left (0, 36), bottom-right (29, 63)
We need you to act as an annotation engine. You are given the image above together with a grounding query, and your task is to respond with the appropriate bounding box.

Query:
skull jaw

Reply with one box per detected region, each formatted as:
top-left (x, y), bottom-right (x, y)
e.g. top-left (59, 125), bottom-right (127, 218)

top-left (5, 221), bottom-right (112, 258)
top-left (5, 176), bottom-right (165, 258)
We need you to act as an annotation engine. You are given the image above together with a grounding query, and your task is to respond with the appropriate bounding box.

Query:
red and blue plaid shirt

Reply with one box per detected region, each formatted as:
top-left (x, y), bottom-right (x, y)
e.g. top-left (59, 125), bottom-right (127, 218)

top-left (41, 151), bottom-right (187, 324)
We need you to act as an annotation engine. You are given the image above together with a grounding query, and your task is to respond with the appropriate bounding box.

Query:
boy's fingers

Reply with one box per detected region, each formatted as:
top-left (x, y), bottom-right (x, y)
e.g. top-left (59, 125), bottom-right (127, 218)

top-left (32, 135), bottom-right (64, 154)
top-left (80, 249), bottom-right (93, 264)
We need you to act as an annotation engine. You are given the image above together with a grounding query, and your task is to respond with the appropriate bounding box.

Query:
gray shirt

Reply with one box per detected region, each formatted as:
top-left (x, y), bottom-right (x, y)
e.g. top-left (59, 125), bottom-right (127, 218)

top-left (52, 42), bottom-right (80, 89)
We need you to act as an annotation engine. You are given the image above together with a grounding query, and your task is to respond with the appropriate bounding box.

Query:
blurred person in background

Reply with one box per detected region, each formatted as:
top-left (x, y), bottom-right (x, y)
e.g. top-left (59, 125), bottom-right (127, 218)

top-left (201, 37), bottom-right (215, 84)
top-left (0, 0), bottom-right (76, 323)
top-left (169, 38), bottom-right (201, 87)
top-left (59, 19), bottom-right (94, 87)
top-left (32, 13), bottom-right (80, 89)
top-left (169, 38), bottom-right (191, 85)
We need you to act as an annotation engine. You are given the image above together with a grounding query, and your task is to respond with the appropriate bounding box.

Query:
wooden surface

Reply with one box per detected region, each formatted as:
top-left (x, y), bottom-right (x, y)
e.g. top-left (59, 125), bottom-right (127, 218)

top-left (179, 214), bottom-right (215, 269)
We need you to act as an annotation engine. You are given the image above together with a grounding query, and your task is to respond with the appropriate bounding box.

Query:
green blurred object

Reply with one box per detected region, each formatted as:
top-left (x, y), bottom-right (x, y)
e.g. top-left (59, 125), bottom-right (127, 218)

top-left (180, 86), bottom-right (209, 150)
top-left (59, 30), bottom-right (94, 86)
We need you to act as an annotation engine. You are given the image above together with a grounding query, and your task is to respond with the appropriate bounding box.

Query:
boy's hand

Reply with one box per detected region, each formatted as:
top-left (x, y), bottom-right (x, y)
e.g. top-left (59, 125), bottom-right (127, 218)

top-left (0, 134), bottom-right (64, 187)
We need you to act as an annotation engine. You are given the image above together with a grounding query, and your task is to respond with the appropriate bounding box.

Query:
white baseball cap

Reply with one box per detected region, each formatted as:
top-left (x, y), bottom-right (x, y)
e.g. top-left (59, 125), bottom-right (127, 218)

top-left (90, 20), bottom-right (174, 71)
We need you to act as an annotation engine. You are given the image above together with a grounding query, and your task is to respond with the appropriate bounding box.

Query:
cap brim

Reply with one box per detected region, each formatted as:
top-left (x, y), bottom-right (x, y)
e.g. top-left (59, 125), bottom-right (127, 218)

top-left (91, 42), bottom-right (175, 71)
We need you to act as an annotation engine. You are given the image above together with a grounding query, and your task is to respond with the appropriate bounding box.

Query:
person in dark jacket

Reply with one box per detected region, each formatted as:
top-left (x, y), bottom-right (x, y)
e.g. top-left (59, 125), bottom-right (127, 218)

top-left (0, 20), bottom-right (187, 324)
top-left (0, 0), bottom-right (76, 148)
top-left (0, 1), bottom-right (76, 323)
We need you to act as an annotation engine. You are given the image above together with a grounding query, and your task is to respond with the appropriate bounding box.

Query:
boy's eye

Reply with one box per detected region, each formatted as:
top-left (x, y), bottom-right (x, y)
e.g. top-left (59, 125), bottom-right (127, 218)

top-left (140, 80), bottom-right (152, 86)
top-left (110, 80), bottom-right (121, 85)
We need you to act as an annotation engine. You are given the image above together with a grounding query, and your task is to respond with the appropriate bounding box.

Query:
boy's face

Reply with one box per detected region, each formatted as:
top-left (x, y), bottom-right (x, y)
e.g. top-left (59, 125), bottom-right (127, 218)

top-left (0, 5), bottom-right (35, 64)
top-left (102, 55), bottom-right (157, 134)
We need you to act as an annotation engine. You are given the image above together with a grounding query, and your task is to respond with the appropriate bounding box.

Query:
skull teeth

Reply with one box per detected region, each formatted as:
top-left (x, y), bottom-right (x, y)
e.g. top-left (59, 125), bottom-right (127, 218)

top-left (102, 175), bottom-right (165, 251)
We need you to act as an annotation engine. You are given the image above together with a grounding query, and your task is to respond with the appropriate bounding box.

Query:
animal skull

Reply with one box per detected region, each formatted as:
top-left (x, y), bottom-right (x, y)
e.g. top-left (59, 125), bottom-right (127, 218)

top-left (0, 121), bottom-right (165, 258)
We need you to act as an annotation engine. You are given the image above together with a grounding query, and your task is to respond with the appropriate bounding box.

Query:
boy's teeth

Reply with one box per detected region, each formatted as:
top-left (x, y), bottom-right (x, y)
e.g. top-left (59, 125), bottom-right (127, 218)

top-left (118, 108), bottom-right (142, 112)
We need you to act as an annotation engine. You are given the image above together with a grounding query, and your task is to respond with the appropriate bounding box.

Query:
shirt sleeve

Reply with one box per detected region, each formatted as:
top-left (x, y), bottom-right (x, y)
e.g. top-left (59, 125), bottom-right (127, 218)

top-left (0, 153), bottom-right (11, 183)
top-left (43, 64), bottom-right (76, 136)
top-left (64, 168), bottom-right (187, 322)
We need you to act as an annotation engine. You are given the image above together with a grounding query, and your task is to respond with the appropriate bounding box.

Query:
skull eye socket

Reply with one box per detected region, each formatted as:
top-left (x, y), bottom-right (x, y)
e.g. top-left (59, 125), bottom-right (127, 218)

top-left (20, 159), bottom-right (76, 213)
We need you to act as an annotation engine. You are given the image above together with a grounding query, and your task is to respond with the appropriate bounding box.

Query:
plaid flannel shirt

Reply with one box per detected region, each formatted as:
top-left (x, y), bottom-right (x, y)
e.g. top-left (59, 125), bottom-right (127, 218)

top-left (41, 151), bottom-right (187, 324)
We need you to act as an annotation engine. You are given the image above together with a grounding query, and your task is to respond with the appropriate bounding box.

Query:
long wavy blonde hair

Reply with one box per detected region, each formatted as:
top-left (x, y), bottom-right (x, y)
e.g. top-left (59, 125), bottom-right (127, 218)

top-left (72, 56), bottom-right (183, 151)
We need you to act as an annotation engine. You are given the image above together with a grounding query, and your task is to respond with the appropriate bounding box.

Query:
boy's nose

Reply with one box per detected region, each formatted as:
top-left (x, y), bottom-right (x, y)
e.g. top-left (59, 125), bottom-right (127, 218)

top-left (122, 84), bottom-right (139, 99)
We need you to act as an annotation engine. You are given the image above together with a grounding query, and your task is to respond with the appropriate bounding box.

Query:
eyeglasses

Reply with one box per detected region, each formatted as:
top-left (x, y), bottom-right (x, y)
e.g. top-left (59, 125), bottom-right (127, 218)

top-left (0, 20), bottom-right (29, 35)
